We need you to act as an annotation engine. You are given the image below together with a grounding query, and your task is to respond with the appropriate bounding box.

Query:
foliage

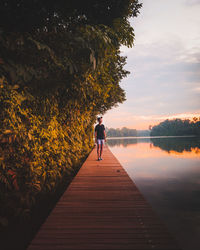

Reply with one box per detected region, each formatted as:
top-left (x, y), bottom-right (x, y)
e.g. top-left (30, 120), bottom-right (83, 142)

top-left (0, 0), bottom-right (142, 229)
top-left (150, 118), bottom-right (200, 136)
top-left (137, 130), bottom-right (150, 137)
top-left (0, 77), bottom-right (94, 227)
top-left (0, 0), bottom-right (142, 34)
top-left (106, 127), bottom-right (137, 137)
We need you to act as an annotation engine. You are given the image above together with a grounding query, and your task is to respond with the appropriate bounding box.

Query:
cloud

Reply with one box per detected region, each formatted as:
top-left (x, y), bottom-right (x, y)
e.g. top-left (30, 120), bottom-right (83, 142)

top-left (104, 0), bottom-right (200, 129)
top-left (121, 39), bottom-right (200, 115)
top-left (185, 0), bottom-right (200, 6)
top-left (192, 87), bottom-right (200, 92)
top-left (104, 109), bottom-right (200, 129)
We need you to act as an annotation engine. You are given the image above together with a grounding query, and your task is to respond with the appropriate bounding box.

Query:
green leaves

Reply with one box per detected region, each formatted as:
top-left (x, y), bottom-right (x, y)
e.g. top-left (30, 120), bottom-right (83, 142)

top-left (150, 118), bottom-right (200, 136)
top-left (0, 0), bottom-right (142, 230)
top-left (0, 78), bottom-right (94, 227)
top-left (0, 1), bottom-right (143, 33)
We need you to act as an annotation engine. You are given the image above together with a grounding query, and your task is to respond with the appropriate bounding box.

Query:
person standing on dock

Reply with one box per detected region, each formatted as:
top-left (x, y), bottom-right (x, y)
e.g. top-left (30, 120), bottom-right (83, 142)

top-left (95, 116), bottom-right (106, 161)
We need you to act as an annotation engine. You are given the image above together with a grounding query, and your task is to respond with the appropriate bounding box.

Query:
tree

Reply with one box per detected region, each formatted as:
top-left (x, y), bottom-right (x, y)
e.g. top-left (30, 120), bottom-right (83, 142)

top-left (150, 118), bottom-right (200, 136)
top-left (0, 1), bottom-right (143, 114)
top-left (0, 1), bottom-right (143, 232)
top-left (106, 127), bottom-right (137, 137)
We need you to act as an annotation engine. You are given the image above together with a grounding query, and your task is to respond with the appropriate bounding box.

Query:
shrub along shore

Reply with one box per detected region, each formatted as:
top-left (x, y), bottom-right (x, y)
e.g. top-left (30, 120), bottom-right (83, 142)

top-left (0, 1), bottom-right (142, 249)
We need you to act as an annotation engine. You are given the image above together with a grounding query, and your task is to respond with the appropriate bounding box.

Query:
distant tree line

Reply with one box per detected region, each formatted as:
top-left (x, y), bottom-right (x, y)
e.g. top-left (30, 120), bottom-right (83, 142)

top-left (137, 130), bottom-right (150, 136)
top-left (106, 127), bottom-right (137, 137)
top-left (150, 118), bottom-right (200, 136)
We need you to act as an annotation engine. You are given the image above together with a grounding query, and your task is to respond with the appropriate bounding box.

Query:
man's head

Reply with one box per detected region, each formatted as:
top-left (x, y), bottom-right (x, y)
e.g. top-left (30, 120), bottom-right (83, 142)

top-left (97, 116), bottom-right (103, 124)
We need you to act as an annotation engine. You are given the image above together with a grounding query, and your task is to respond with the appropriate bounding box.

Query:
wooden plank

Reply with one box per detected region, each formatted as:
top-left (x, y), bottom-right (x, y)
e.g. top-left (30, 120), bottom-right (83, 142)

top-left (27, 145), bottom-right (181, 250)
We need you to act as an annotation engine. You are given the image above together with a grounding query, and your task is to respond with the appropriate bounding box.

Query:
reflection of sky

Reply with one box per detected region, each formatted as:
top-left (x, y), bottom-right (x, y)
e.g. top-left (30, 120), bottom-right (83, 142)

top-left (107, 138), bottom-right (200, 250)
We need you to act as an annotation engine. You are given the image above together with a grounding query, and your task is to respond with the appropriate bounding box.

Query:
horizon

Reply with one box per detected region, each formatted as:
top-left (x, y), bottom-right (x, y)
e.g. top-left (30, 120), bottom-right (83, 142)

top-left (103, 0), bottom-right (200, 130)
top-left (103, 113), bottom-right (200, 130)
top-left (104, 116), bottom-right (199, 131)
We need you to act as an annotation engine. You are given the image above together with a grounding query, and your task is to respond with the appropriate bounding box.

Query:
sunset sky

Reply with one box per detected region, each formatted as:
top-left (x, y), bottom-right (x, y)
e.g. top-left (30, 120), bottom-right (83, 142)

top-left (103, 0), bottom-right (200, 130)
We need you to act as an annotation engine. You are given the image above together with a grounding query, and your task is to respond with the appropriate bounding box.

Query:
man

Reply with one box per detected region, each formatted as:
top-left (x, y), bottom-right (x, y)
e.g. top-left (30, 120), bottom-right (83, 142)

top-left (94, 116), bottom-right (106, 161)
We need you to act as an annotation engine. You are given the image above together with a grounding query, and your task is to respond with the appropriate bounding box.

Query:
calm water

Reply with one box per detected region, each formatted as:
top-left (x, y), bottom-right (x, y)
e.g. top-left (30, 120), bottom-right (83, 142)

top-left (107, 136), bottom-right (200, 250)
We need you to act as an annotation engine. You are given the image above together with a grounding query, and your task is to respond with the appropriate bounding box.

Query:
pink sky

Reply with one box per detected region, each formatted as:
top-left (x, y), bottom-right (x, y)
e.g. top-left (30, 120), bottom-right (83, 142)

top-left (103, 0), bottom-right (200, 130)
top-left (103, 110), bottom-right (200, 129)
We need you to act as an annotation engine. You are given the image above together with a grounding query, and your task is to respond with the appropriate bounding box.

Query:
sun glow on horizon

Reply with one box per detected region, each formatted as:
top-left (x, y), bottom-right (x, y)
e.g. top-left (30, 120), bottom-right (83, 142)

top-left (104, 111), bottom-right (200, 130)
top-left (103, 0), bottom-right (200, 130)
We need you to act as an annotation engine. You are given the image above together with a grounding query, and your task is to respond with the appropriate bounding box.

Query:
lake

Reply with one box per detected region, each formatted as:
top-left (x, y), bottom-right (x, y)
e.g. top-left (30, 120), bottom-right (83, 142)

top-left (106, 136), bottom-right (200, 250)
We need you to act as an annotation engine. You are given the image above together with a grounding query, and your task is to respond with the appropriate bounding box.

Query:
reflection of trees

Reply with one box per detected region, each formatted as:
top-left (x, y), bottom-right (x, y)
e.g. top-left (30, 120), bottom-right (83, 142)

top-left (107, 137), bottom-right (200, 153)
top-left (107, 138), bottom-right (150, 147)
top-left (150, 137), bottom-right (200, 153)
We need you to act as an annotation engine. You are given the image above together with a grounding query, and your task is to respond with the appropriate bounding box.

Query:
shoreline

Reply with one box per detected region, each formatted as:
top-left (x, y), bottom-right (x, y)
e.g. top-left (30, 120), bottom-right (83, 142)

top-left (101, 135), bottom-right (198, 139)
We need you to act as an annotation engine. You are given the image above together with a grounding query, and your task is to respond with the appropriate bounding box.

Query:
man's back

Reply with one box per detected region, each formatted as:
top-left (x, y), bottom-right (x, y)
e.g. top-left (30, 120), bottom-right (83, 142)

top-left (95, 124), bottom-right (105, 139)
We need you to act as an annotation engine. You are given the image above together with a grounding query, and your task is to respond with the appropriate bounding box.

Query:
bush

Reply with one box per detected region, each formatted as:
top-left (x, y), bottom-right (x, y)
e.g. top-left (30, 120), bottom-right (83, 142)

top-left (0, 76), bottom-right (94, 227)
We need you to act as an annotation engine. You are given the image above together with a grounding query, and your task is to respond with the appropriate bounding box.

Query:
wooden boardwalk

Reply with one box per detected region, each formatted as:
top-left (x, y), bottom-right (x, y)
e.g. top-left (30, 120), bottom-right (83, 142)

top-left (28, 144), bottom-right (181, 250)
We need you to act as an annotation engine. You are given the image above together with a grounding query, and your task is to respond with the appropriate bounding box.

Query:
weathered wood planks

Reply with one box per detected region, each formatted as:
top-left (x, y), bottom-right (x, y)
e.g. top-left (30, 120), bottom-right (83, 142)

top-left (27, 144), bottom-right (181, 250)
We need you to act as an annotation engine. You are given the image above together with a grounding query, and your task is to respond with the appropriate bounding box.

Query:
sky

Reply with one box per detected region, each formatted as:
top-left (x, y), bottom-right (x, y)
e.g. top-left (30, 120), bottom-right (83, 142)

top-left (103, 0), bottom-right (200, 130)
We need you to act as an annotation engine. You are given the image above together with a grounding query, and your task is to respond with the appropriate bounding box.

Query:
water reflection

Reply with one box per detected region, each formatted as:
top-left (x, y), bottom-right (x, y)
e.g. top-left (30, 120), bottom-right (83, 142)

top-left (106, 138), bottom-right (137, 147)
top-left (107, 136), bottom-right (200, 250)
top-left (150, 137), bottom-right (200, 154)
top-left (107, 136), bottom-right (200, 154)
